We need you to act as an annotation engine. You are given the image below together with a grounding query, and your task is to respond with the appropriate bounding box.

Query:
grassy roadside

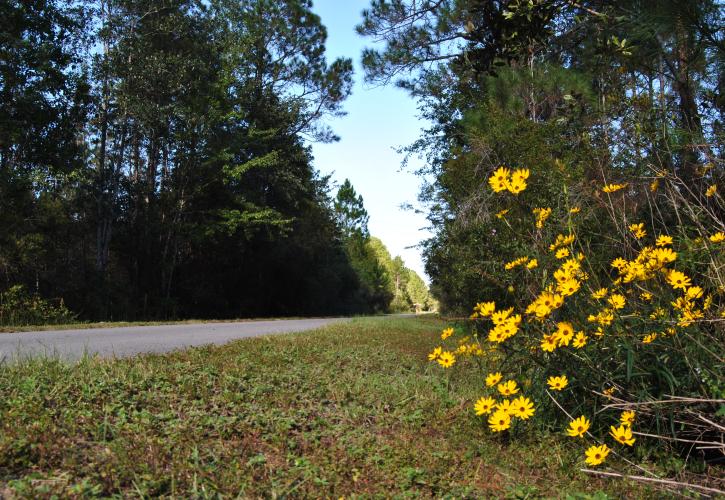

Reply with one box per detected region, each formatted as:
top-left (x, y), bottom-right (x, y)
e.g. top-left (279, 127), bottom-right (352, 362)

top-left (0, 316), bottom-right (653, 498)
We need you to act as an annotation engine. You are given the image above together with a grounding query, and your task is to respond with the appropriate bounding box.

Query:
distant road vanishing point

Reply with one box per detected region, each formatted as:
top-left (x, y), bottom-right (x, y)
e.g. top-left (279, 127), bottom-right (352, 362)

top-left (0, 318), bottom-right (350, 362)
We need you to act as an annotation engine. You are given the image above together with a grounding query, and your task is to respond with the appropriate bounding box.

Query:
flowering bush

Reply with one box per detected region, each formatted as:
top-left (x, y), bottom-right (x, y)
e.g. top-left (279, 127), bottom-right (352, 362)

top-left (428, 166), bottom-right (724, 472)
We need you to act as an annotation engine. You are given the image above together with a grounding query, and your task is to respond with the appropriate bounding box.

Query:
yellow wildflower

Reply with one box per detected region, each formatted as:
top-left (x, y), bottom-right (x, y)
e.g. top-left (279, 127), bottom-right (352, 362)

top-left (555, 322), bottom-right (574, 346)
top-left (656, 235), bottom-right (673, 247)
top-left (573, 331), bottom-right (588, 349)
top-left (570, 207), bottom-right (581, 214)
top-left (602, 183), bottom-right (627, 193)
top-left (642, 333), bottom-right (657, 344)
top-left (629, 223), bottom-right (647, 239)
top-left (710, 232), bottom-right (725, 243)
top-left (488, 167), bottom-right (511, 193)
top-left (640, 291), bottom-right (653, 301)
top-left (588, 308), bottom-right (614, 326)
top-left (592, 288), bottom-right (608, 299)
top-left (533, 207), bottom-right (552, 229)
top-left (554, 268), bottom-right (572, 284)
top-left (567, 416), bottom-right (590, 438)
top-left (620, 410), bottom-right (635, 427)
top-left (555, 248), bottom-right (570, 259)
top-left (541, 334), bottom-right (558, 352)
top-left (671, 296), bottom-right (690, 310)
top-left (585, 444), bottom-right (611, 466)
top-left (474, 301), bottom-right (496, 317)
top-left (666, 270), bottom-right (692, 290)
top-left (557, 278), bottom-right (581, 297)
top-left (507, 168), bottom-right (529, 194)
top-left (488, 323), bottom-right (512, 343)
top-left (437, 351), bottom-right (456, 368)
top-left (441, 327), bottom-right (454, 340)
top-left (488, 409), bottom-right (511, 432)
top-left (610, 424), bottom-right (636, 446)
top-left (611, 257), bottom-right (627, 270)
top-left (474, 396), bottom-right (496, 416)
top-left (608, 294), bottom-right (626, 310)
top-left (526, 291), bottom-right (563, 319)
top-left (686, 286), bottom-right (704, 300)
top-left (703, 295), bottom-right (713, 310)
top-left (547, 375), bottom-right (568, 391)
top-left (678, 308), bottom-right (703, 327)
top-left (653, 247), bottom-right (677, 265)
top-left (495, 399), bottom-right (514, 415)
top-left (705, 184), bottom-right (717, 197)
top-left (491, 307), bottom-right (514, 325)
top-left (510, 396), bottom-right (535, 420)
top-left (427, 347), bottom-right (442, 361)
top-left (497, 380), bottom-right (519, 396)
top-left (549, 233), bottom-right (576, 251)
top-left (504, 256), bottom-right (529, 270)
top-left (495, 209), bottom-right (509, 219)
top-left (526, 259), bottom-right (538, 269)
top-left (485, 372), bottom-right (503, 387)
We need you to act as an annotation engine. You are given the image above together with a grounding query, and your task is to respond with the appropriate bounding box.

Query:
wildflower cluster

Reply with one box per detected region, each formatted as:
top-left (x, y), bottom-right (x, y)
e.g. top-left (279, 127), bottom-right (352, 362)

top-left (429, 166), bottom-right (724, 470)
top-left (504, 256), bottom-right (532, 270)
top-left (488, 167), bottom-right (530, 194)
top-left (532, 207), bottom-right (551, 229)
top-left (474, 373), bottom-right (536, 432)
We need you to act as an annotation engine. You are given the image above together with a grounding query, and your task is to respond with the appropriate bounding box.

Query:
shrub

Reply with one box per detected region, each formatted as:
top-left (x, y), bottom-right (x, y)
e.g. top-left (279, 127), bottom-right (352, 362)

top-left (0, 285), bottom-right (76, 327)
top-left (428, 165), bottom-right (724, 474)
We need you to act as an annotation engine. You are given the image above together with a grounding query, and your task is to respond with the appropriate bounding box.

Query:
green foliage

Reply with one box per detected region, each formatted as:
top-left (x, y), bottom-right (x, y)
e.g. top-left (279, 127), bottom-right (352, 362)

top-left (359, 0), bottom-right (724, 479)
top-left (0, 285), bottom-right (75, 327)
top-left (367, 236), bottom-right (435, 312)
top-left (333, 180), bottom-right (433, 314)
top-left (0, 0), bottom-right (368, 320)
top-left (335, 179), bottom-right (370, 239)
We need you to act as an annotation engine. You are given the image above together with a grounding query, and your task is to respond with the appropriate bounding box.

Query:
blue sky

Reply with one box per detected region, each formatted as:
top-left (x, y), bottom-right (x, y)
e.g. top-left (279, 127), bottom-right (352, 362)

top-left (308, 0), bottom-right (433, 282)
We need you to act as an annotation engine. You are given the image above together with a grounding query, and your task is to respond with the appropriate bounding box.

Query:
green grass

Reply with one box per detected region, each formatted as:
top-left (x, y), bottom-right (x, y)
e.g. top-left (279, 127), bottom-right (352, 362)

top-left (0, 316), bottom-right (654, 498)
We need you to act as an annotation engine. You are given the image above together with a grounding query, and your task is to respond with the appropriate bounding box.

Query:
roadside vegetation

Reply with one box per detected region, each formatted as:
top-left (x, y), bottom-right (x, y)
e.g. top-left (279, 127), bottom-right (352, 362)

top-left (0, 317), bottom-right (659, 498)
top-left (358, 1), bottom-right (723, 494)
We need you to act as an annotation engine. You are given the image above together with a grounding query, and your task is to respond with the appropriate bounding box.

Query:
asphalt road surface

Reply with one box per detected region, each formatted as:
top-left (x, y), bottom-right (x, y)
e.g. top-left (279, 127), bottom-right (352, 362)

top-left (0, 318), bottom-right (350, 362)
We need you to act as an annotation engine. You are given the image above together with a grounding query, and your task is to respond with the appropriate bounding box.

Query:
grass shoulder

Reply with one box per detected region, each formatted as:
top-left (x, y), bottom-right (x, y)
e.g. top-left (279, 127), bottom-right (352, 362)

top-left (0, 316), bottom-right (655, 497)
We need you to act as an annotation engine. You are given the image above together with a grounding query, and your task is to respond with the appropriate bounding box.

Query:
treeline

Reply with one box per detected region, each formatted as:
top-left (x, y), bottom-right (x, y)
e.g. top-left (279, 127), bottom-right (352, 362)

top-left (334, 180), bottom-right (435, 313)
top-left (0, 0), bottom-right (428, 321)
top-left (357, 0), bottom-right (723, 313)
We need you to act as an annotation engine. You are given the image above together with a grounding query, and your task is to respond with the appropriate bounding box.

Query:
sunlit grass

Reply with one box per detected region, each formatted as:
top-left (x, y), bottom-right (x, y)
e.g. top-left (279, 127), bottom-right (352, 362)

top-left (0, 316), bottom-right (650, 497)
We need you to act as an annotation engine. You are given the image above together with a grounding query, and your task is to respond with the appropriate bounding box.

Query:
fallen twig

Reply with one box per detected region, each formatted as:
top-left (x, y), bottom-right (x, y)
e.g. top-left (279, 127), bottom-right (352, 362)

top-left (631, 430), bottom-right (724, 448)
top-left (580, 468), bottom-right (725, 496)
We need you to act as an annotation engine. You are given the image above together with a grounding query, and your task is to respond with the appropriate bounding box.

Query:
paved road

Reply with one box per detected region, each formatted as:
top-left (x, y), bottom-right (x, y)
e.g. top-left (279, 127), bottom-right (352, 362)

top-left (0, 318), bottom-right (350, 362)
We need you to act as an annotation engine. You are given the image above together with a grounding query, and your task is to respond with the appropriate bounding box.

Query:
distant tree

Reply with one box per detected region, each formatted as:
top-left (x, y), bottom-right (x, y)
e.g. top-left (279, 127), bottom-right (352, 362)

top-left (334, 181), bottom-right (390, 312)
top-left (367, 237), bottom-right (432, 313)
top-left (405, 269), bottom-right (430, 311)
top-left (334, 179), bottom-right (370, 239)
